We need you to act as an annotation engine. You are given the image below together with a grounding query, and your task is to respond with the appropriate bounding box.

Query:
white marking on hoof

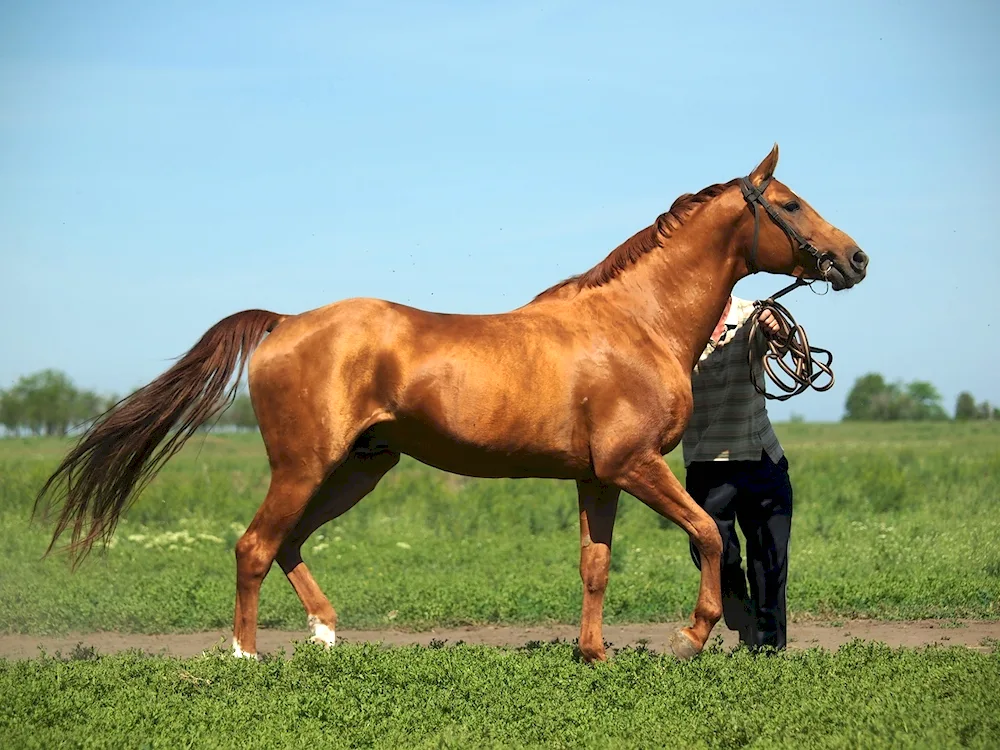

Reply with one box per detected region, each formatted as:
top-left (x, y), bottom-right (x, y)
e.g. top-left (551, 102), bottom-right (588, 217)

top-left (232, 638), bottom-right (258, 660)
top-left (308, 615), bottom-right (336, 648)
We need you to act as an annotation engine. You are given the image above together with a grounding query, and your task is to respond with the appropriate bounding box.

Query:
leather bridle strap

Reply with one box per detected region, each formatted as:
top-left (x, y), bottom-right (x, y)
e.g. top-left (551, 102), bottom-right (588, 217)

top-left (739, 176), bottom-right (768, 274)
top-left (738, 175), bottom-right (831, 277)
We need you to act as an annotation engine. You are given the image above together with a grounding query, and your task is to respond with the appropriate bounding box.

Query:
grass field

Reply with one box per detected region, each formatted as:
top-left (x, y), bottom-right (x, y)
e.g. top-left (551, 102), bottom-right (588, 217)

top-left (2, 422), bottom-right (1000, 748)
top-left (1, 422), bottom-right (998, 635)
top-left (2, 642), bottom-right (998, 749)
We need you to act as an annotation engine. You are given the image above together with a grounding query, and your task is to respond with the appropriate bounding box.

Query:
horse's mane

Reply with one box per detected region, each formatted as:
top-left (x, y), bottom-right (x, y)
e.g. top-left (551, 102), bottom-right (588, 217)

top-left (532, 179), bottom-right (739, 301)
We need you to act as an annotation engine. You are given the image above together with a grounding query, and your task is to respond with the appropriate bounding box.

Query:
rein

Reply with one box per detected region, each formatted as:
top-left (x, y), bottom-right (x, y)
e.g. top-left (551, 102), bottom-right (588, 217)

top-left (738, 175), bottom-right (835, 402)
top-left (746, 279), bottom-right (834, 401)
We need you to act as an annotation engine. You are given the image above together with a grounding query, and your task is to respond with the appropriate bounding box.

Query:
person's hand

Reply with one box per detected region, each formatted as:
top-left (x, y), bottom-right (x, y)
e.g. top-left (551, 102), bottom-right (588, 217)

top-left (759, 309), bottom-right (789, 343)
top-left (760, 309), bottom-right (781, 336)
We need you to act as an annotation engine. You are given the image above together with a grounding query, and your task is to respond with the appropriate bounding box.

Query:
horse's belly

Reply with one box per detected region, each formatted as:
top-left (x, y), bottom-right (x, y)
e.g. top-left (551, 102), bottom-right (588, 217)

top-left (369, 416), bottom-right (590, 480)
top-left (377, 341), bottom-right (591, 478)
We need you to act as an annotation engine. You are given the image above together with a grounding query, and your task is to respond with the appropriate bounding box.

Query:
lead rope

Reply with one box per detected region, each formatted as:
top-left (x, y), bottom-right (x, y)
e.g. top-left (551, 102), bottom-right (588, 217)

top-left (746, 278), bottom-right (835, 401)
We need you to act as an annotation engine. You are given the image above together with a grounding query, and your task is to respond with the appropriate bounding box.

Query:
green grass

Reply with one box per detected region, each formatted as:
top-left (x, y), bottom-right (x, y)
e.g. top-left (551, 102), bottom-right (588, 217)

top-left (2, 641), bottom-right (998, 749)
top-left (1, 422), bottom-right (998, 635)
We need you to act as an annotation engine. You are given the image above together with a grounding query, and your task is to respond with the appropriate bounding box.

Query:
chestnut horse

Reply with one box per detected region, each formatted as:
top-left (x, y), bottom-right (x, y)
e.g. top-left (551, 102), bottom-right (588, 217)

top-left (35, 145), bottom-right (868, 661)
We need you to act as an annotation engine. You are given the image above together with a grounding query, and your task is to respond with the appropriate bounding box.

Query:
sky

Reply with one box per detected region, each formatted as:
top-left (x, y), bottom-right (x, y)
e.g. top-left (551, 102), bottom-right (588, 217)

top-left (1, 0), bottom-right (997, 422)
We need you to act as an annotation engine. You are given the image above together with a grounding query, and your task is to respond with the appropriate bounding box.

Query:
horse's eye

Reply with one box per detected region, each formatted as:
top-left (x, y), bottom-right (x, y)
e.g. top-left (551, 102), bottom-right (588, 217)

top-left (783, 201), bottom-right (801, 212)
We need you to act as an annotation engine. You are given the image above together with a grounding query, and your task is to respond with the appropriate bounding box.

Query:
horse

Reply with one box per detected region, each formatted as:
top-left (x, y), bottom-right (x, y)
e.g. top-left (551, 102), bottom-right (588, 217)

top-left (34, 144), bottom-right (868, 662)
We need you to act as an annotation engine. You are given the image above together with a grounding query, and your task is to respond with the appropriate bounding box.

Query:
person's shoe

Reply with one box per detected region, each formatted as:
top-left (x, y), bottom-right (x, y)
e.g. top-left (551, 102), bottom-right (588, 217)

top-left (749, 628), bottom-right (785, 653)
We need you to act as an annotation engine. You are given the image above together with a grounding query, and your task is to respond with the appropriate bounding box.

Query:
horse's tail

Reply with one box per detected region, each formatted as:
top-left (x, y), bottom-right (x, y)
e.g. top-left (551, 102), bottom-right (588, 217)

top-left (33, 308), bottom-right (286, 566)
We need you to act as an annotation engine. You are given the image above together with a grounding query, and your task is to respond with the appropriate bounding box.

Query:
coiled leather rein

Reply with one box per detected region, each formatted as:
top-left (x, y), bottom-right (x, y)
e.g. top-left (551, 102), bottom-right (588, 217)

top-left (746, 279), bottom-right (834, 401)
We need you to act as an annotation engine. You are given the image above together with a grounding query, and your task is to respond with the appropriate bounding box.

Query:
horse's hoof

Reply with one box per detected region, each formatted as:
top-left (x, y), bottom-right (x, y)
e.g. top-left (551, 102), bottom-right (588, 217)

top-left (231, 641), bottom-right (259, 660)
top-left (580, 648), bottom-right (607, 664)
top-left (669, 629), bottom-right (701, 661)
top-left (307, 615), bottom-right (336, 649)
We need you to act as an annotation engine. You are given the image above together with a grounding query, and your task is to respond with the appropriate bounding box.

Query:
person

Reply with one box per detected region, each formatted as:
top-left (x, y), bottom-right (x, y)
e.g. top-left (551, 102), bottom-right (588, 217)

top-left (682, 294), bottom-right (794, 652)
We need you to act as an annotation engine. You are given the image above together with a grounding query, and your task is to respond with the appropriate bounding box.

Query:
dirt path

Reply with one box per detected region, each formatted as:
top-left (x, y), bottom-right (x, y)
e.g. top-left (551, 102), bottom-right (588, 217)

top-left (2, 619), bottom-right (997, 660)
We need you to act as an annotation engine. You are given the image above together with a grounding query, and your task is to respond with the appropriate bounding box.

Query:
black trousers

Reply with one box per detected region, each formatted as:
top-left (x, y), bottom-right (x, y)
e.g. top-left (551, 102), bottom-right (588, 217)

top-left (686, 452), bottom-right (793, 650)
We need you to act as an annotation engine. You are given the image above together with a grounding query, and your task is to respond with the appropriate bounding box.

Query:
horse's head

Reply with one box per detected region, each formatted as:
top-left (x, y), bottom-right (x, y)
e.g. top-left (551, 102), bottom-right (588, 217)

top-left (737, 144), bottom-right (868, 291)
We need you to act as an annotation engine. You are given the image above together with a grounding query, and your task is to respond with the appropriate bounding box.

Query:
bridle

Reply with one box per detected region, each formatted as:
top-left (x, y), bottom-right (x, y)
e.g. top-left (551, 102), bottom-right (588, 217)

top-left (737, 174), bottom-right (836, 401)
top-left (738, 175), bottom-right (834, 278)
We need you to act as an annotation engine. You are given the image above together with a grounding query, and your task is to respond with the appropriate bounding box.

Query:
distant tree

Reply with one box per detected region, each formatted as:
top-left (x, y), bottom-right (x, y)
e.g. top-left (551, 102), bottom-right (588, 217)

top-left (0, 388), bottom-right (25, 435)
top-left (844, 373), bottom-right (947, 421)
top-left (71, 388), bottom-right (104, 430)
top-left (902, 381), bottom-right (948, 421)
top-left (13, 370), bottom-right (77, 435)
top-left (1, 370), bottom-right (108, 436)
top-left (844, 373), bottom-right (890, 421)
top-left (977, 400), bottom-right (995, 421)
top-left (955, 392), bottom-right (977, 420)
top-left (0, 370), bottom-right (262, 438)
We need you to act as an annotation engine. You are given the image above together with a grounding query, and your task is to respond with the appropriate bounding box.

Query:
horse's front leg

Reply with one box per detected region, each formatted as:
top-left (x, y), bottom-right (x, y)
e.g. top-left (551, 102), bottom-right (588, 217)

top-left (614, 451), bottom-right (724, 659)
top-left (576, 478), bottom-right (621, 662)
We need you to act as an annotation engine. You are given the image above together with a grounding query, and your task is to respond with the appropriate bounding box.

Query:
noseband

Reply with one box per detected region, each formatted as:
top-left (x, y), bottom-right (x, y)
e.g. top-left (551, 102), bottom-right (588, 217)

top-left (738, 175), bottom-right (832, 277)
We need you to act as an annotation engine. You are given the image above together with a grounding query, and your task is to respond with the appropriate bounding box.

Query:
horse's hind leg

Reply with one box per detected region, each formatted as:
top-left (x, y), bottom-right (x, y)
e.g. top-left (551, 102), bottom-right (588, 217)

top-left (231, 461), bottom-right (328, 658)
top-left (274, 449), bottom-right (400, 648)
top-left (576, 478), bottom-right (620, 662)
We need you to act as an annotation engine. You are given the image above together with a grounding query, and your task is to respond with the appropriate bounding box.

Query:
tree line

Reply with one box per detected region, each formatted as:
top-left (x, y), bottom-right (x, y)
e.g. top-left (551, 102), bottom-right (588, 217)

top-left (0, 369), bottom-right (257, 437)
top-left (843, 372), bottom-right (997, 422)
top-left (1, 368), bottom-right (997, 436)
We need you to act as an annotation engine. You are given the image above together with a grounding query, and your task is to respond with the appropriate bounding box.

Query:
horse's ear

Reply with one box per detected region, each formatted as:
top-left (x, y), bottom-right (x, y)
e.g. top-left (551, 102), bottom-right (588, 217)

top-left (749, 143), bottom-right (780, 186)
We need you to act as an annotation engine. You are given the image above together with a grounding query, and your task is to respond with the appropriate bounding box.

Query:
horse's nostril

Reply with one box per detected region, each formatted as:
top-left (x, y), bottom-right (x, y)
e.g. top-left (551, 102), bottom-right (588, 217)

top-left (851, 249), bottom-right (869, 270)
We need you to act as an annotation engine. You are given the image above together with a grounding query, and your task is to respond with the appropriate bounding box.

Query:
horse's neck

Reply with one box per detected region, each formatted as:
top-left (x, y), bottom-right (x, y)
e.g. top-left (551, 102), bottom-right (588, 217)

top-left (626, 215), bottom-right (744, 370)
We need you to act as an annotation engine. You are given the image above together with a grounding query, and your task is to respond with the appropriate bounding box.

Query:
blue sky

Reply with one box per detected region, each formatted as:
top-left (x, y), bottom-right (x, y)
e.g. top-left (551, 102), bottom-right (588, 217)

top-left (2, 0), bottom-right (997, 422)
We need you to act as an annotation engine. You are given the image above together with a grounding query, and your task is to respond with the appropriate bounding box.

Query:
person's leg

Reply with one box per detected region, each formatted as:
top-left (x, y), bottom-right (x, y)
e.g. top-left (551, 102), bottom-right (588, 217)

top-left (686, 461), bottom-right (753, 642)
top-left (737, 453), bottom-right (794, 651)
